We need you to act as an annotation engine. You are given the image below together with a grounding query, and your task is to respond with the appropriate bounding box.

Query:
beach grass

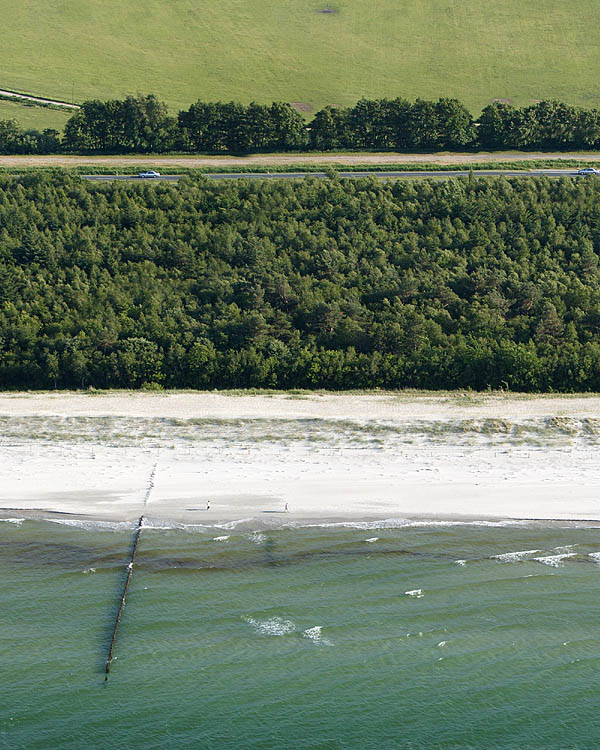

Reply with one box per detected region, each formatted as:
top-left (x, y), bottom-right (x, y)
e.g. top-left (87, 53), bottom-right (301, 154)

top-left (2, 387), bottom-right (600, 399)
top-left (2, 412), bottom-right (600, 451)
top-left (2, 0), bottom-right (600, 130)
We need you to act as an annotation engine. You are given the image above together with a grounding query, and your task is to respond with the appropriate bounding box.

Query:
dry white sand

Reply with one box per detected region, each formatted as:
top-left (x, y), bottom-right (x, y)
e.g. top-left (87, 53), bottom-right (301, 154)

top-left (1, 391), bottom-right (600, 525)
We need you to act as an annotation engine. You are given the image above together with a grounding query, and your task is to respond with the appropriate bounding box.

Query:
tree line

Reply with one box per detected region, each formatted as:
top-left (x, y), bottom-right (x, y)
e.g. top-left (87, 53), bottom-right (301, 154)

top-left (3, 95), bottom-right (600, 154)
top-left (1, 173), bottom-right (600, 392)
top-left (0, 119), bottom-right (62, 154)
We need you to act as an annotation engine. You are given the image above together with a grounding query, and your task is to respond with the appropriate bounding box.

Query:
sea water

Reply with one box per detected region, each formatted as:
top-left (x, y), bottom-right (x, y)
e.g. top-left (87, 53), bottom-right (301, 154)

top-left (3, 518), bottom-right (600, 749)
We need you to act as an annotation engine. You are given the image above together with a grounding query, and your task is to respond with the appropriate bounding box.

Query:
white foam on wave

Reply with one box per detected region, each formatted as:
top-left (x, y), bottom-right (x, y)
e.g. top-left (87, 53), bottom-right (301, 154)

top-left (250, 532), bottom-right (266, 544)
top-left (553, 545), bottom-right (576, 553)
top-left (46, 518), bottom-right (133, 532)
top-left (405, 589), bottom-right (424, 598)
top-left (243, 616), bottom-right (295, 636)
top-left (533, 553), bottom-right (577, 567)
top-left (454, 559), bottom-right (467, 566)
top-left (82, 567), bottom-right (96, 574)
top-left (0, 518), bottom-right (24, 525)
top-left (142, 523), bottom-right (183, 531)
top-left (365, 537), bottom-right (379, 543)
top-left (214, 518), bottom-right (256, 530)
top-left (437, 640), bottom-right (447, 647)
top-left (588, 552), bottom-right (600, 565)
top-left (492, 549), bottom-right (540, 563)
top-left (212, 535), bottom-right (230, 542)
top-left (303, 626), bottom-right (333, 646)
top-left (299, 519), bottom-right (406, 530)
top-left (297, 518), bottom-right (530, 531)
top-left (140, 519), bottom-right (214, 532)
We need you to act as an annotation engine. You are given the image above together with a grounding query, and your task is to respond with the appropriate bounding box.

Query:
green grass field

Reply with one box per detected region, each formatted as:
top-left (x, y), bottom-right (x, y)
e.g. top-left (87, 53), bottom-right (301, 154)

top-left (0, 100), bottom-right (72, 131)
top-left (3, 0), bottom-right (600, 130)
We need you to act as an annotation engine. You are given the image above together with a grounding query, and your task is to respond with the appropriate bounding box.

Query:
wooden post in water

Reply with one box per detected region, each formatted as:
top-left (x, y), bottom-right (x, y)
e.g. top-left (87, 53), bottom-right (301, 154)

top-left (104, 515), bottom-right (144, 681)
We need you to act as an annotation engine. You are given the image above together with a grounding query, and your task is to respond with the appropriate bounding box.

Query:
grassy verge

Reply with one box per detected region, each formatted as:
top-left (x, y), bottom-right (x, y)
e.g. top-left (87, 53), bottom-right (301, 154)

top-left (0, 159), bottom-right (597, 176)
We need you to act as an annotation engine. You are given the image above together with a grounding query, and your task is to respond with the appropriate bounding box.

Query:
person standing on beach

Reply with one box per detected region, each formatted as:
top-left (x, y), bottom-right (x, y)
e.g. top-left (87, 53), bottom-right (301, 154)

top-left (207, 499), bottom-right (211, 511)
top-left (285, 502), bottom-right (289, 512)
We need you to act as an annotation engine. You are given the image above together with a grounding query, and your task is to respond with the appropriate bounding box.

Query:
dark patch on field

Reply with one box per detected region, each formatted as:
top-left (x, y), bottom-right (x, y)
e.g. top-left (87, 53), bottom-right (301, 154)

top-left (291, 101), bottom-right (313, 112)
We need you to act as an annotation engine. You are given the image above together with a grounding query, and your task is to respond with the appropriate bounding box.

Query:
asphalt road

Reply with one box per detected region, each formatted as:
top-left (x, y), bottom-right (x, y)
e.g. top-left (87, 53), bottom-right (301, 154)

top-left (81, 169), bottom-right (592, 182)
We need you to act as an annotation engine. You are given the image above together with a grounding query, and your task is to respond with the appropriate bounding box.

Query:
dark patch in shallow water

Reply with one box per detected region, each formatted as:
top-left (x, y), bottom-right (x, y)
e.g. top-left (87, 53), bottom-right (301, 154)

top-left (1, 538), bottom-right (128, 569)
top-left (136, 545), bottom-right (459, 573)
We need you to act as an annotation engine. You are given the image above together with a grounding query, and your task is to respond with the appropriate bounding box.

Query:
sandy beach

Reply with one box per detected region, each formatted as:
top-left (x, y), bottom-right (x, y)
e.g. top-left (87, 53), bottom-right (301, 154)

top-left (2, 391), bottom-right (600, 525)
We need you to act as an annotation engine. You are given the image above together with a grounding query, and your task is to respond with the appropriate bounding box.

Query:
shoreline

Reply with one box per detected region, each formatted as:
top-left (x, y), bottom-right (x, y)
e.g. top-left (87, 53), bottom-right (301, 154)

top-left (2, 391), bottom-right (600, 526)
top-left (4, 509), bottom-right (600, 531)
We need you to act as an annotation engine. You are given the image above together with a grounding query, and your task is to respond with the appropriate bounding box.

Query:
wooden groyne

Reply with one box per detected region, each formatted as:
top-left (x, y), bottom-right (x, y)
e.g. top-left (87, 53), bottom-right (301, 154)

top-left (104, 515), bottom-right (144, 681)
top-left (144, 462), bottom-right (157, 508)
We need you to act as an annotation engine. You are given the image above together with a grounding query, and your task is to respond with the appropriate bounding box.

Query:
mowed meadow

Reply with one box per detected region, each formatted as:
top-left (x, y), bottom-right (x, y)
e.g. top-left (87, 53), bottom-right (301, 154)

top-left (3, 0), bottom-right (600, 130)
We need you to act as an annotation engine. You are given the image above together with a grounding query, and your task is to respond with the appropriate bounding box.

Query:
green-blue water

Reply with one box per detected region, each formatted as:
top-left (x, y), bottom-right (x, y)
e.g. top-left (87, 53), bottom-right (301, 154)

top-left (3, 518), bottom-right (600, 749)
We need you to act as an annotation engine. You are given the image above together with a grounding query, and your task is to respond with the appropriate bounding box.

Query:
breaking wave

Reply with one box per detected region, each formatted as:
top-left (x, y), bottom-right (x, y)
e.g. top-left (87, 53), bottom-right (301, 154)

top-left (492, 549), bottom-right (541, 563)
top-left (303, 626), bottom-right (333, 646)
top-left (533, 553), bottom-right (577, 567)
top-left (243, 616), bottom-right (296, 636)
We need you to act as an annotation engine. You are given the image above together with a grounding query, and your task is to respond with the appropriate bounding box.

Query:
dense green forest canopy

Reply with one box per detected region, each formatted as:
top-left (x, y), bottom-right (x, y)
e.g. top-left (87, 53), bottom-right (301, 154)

top-left (1, 173), bottom-right (600, 391)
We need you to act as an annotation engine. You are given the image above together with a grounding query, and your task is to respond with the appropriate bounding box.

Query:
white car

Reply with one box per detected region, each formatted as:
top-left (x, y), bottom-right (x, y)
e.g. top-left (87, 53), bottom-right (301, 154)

top-left (577, 167), bottom-right (600, 176)
top-left (138, 170), bottom-right (161, 178)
